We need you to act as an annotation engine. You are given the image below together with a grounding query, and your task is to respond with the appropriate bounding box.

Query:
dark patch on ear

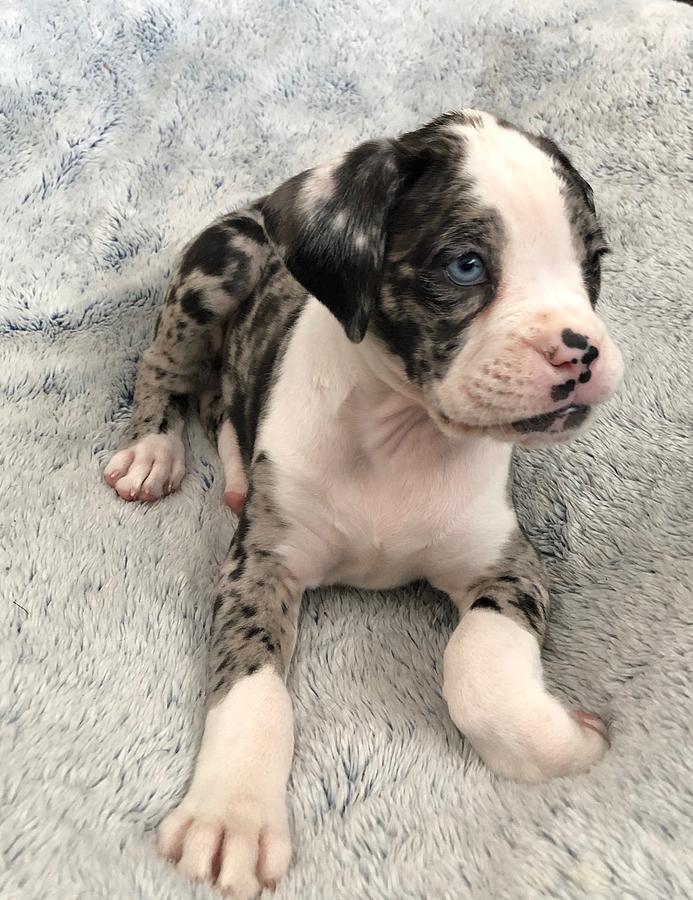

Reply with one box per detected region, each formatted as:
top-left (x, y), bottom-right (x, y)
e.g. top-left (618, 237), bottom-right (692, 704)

top-left (261, 141), bottom-right (403, 342)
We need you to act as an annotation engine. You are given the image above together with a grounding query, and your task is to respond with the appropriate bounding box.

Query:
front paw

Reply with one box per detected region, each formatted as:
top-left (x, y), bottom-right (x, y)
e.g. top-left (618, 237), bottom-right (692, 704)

top-left (104, 432), bottom-right (185, 501)
top-left (444, 612), bottom-right (609, 783)
top-left (158, 795), bottom-right (290, 899)
top-left (159, 667), bottom-right (294, 897)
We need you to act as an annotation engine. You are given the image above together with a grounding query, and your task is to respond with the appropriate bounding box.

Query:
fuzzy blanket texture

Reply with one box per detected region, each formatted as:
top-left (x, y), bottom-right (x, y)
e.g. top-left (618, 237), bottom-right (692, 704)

top-left (2, 1), bottom-right (692, 898)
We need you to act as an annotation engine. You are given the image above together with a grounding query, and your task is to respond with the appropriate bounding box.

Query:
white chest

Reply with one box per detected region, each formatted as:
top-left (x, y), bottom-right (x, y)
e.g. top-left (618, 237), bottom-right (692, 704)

top-left (257, 301), bottom-right (516, 592)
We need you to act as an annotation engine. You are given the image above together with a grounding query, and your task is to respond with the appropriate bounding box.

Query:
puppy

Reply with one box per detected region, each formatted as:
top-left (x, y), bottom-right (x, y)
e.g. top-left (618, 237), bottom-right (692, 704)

top-left (104, 110), bottom-right (623, 898)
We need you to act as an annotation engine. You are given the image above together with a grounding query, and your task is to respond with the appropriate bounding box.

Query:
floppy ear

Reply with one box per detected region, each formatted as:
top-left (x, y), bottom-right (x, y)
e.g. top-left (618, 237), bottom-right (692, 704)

top-left (261, 140), bottom-right (403, 342)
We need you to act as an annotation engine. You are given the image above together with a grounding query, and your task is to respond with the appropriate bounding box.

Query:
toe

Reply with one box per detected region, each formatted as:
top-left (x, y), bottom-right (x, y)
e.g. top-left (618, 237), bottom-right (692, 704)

top-left (114, 456), bottom-right (154, 500)
top-left (142, 458), bottom-right (174, 500)
top-left (158, 808), bottom-right (192, 863)
top-left (104, 449), bottom-right (134, 486)
top-left (258, 822), bottom-right (291, 888)
top-left (224, 490), bottom-right (247, 512)
top-left (218, 830), bottom-right (261, 899)
top-left (571, 709), bottom-right (610, 744)
top-left (179, 821), bottom-right (223, 882)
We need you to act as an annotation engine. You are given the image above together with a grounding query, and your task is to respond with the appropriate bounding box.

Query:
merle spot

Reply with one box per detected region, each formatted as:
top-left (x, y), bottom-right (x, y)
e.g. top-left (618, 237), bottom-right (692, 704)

top-left (181, 288), bottom-right (214, 325)
top-left (562, 328), bottom-right (588, 350)
top-left (180, 225), bottom-right (230, 279)
top-left (240, 604), bottom-right (256, 618)
top-left (471, 596), bottom-right (502, 612)
top-left (244, 625), bottom-right (263, 640)
top-left (509, 593), bottom-right (544, 633)
top-left (224, 215), bottom-right (268, 245)
top-left (551, 380), bottom-right (576, 402)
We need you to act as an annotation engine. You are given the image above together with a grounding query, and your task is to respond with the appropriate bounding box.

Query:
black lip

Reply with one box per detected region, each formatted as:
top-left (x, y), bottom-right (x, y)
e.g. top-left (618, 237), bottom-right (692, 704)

top-left (511, 404), bottom-right (590, 434)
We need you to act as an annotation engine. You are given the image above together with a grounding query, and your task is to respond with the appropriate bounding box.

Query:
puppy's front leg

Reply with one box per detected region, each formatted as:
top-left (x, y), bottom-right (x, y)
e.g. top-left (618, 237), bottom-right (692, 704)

top-left (439, 530), bottom-right (608, 782)
top-left (159, 461), bottom-right (302, 898)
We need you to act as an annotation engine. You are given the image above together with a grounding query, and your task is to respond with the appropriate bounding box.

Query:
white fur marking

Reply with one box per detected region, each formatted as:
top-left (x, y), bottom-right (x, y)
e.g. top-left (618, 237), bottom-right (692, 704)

top-left (104, 432), bottom-right (185, 501)
top-left (443, 611), bottom-right (608, 782)
top-left (218, 419), bottom-right (247, 498)
top-left (158, 667), bottom-right (294, 897)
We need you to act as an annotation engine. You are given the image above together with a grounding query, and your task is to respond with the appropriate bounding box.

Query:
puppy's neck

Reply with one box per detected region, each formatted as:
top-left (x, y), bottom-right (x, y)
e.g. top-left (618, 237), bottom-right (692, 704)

top-left (344, 331), bottom-right (489, 465)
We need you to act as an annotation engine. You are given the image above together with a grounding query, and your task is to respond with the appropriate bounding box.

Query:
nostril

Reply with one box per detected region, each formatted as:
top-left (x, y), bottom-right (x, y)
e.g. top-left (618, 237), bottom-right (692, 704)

top-left (534, 332), bottom-right (601, 370)
top-left (551, 358), bottom-right (579, 370)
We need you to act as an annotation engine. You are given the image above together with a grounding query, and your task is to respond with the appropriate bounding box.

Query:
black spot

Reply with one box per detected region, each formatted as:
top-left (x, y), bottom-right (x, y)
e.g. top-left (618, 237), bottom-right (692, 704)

top-left (247, 663), bottom-right (259, 676)
top-left (551, 380), bottom-right (576, 402)
top-left (578, 370), bottom-right (592, 384)
top-left (281, 601), bottom-right (288, 615)
top-left (214, 652), bottom-right (236, 675)
top-left (180, 225), bottom-right (229, 279)
top-left (158, 416), bottom-right (169, 433)
top-left (244, 625), bottom-right (263, 640)
top-left (171, 393), bottom-right (188, 414)
top-left (498, 575), bottom-right (519, 584)
top-left (565, 404), bottom-right (590, 430)
top-left (471, 596), bottom-right (502, 613)
top-left (224, 215), bottom-right (268, 245)
top-left (181, 288), bottom-right (214, 325)
top-left (213, 594), bottom-right (223, 616)
top-left (562, 328), bottom-right (588, 350)
top-left (582, 345), bottom-right (599, 366)
top-left (509, 593), bottom-right (544, 633)
top-left (240, 604), bottom-right (256, 619)
top-left (513, 409), bottom-right (559, 433)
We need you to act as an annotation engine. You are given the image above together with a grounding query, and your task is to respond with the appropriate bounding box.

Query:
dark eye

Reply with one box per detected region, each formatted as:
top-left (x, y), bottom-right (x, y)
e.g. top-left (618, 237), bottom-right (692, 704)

top-left (445, 253), bottom-right (488, 286)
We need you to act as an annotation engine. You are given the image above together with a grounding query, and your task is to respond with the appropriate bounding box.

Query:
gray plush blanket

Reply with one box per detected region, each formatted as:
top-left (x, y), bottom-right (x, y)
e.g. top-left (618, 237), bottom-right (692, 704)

top-left (2, 1), bottom-right (692, 897)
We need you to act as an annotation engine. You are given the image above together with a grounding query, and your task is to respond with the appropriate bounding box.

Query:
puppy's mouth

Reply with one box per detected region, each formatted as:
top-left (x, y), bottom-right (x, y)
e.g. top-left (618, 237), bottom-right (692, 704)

top-left (438, 403), bottom-right (591, 437)
top-left (508, 403), bottom-right (591, 434)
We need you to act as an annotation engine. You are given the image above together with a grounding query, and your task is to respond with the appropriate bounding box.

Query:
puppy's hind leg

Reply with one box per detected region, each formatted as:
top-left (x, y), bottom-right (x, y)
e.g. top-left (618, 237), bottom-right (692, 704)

top-left (199, 388), bottom-right (248, 513)
top-left (105, 208), bottom-right (270, 501)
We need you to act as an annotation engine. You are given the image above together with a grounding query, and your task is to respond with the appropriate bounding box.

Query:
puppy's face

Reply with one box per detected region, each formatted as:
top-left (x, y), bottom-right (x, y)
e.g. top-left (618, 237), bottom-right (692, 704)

top-left (264, 111), bottom-right (623, 446)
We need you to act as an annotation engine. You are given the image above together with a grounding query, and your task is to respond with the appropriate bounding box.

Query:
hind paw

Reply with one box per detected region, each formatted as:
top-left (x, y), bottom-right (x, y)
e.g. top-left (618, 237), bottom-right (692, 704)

top-left (104, 433), bottom-right (185, 501)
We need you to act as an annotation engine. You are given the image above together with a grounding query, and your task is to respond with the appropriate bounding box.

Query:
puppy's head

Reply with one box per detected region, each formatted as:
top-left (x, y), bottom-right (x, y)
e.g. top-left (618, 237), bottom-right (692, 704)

top-left (263, 111), bottom-right (623, 446)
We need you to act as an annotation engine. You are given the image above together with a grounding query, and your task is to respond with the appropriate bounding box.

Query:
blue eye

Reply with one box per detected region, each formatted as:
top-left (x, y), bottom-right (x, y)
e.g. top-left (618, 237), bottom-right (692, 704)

top-left (445, 253), bottom-right (488, 286)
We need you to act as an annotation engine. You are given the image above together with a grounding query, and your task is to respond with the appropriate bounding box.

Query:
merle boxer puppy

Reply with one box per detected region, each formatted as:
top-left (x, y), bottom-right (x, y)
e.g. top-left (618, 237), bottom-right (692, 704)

top-left (104, 110), bottom-right (623, 898)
